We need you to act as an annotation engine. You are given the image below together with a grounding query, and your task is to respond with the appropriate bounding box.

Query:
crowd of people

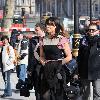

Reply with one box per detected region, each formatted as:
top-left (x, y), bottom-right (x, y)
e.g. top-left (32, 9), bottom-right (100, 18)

top-left (0, 16), bottom-right (100, 100)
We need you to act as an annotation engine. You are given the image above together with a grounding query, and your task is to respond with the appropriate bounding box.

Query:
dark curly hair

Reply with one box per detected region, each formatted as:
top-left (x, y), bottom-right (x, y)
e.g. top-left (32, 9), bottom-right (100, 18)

top-left (45, 17), bottom-right (65, 36)
top-left (1, 35), bottom-right (9, 42)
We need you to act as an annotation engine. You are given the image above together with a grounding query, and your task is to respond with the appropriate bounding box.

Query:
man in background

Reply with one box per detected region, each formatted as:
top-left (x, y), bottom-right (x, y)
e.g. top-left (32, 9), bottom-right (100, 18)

top-left (77, 23), bottom-right (100, 100)
top-left (27, 23), bottom-right (45, 100)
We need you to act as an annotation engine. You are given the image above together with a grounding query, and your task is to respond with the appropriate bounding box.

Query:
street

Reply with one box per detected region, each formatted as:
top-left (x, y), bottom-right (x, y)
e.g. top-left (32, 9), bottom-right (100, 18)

top-left (0, 70), bottom-right (36, 100)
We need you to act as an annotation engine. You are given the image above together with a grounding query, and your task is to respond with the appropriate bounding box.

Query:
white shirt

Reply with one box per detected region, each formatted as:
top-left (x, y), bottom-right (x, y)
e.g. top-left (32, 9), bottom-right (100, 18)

top-left (2, 44), bottom-right (15, 72)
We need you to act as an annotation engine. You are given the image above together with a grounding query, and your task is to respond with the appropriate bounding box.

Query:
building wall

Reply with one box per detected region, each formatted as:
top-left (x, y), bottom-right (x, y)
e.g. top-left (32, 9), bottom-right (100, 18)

top-left (36, 0), bottom-right (73, 18)
top-left (15, 0), bottom-right (35, 15)
top-left (36, 0), bottom-right (100, 19)
top-left (79, 0), bottom-right (100, 18)
top-left (0, 0), bottom-right (5, 9)
top-left (0, 0), bottom-right (100, 18)
top-left (93, 0), bottom-right (100, 18)
top-left (78, 0), bottom-right (89, 16)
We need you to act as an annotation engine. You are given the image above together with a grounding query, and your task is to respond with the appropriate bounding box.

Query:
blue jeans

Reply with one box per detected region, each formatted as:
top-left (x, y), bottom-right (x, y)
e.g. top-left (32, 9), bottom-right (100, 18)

top-left (19, 64), bottom-right (27, 82)
top-left (4, 70), bottom-right (12, 96)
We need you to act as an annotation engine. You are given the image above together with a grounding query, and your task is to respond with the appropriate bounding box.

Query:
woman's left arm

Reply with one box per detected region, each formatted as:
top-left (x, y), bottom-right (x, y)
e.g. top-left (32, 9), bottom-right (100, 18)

top-left (62, 42), bottom-right (72, 65)
top-left (39, 38), bottom-right (46, 66)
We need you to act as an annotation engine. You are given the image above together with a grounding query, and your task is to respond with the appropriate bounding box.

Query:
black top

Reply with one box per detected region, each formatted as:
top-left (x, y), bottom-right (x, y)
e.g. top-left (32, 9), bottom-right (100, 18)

top-left (43, 37), bottom-right (63, 60)
top-left (28, 36), bottom-right (39, 71)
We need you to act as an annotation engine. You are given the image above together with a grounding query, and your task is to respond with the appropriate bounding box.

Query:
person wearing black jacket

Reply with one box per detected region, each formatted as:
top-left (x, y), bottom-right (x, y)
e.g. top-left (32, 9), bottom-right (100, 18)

top-left (77, 24), bottom-right (100, 100)
top-left (27, 23), bottom-right (45, 100)
top-left (16, 35), bottom-right (29, 91)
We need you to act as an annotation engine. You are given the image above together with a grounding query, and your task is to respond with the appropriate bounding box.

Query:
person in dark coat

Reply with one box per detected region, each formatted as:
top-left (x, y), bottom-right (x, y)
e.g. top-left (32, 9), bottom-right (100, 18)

top-left (77, 23), bottom-right (100, 100)
top-left (27, 23), bottom-right (45, 100)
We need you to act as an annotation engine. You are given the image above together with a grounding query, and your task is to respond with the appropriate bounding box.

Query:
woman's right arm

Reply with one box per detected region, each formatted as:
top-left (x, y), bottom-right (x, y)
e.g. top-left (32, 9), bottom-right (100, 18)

top-left (39, 38), bottom-right (46, 66)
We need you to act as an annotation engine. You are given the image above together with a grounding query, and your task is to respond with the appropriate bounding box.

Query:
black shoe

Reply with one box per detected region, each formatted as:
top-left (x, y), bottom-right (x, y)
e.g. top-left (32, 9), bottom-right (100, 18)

top-left (0, 94), bottom-right (11, 98)
top-left (16, 80), bottom-right (24, 89)
top-left (16, 82), bottom-right (22, 89)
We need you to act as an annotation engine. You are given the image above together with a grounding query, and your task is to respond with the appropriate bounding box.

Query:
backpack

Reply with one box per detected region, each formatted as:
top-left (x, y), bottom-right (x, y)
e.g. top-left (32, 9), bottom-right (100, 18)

top-left (7, 46), bottom-right (19, 65)
top-left (21, 38), bottom-right (29, 50)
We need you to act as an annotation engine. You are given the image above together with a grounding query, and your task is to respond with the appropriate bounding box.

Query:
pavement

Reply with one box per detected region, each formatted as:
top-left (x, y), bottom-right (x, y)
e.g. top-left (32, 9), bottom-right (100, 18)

top-left (0, 70), bottom-right (36, 100)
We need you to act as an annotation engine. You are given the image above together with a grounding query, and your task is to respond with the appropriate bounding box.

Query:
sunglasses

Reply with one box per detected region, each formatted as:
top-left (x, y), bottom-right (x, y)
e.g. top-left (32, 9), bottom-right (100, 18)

top-left (88, 29), bottom-right (97, 32)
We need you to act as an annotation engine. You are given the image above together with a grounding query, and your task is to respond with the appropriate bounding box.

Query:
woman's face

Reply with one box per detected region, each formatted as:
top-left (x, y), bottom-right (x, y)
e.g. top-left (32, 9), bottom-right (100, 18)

top-left (2, 39), bottom-right (9, 46)
top-left (46, 25), bottom-right (56, 35)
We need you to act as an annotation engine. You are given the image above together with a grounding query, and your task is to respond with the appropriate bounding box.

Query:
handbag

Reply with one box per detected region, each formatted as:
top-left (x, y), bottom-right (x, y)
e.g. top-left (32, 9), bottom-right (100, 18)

top-left (63, 81), bottom-right (80, 99)
top-left (64, 58), bottom-right (77, 75)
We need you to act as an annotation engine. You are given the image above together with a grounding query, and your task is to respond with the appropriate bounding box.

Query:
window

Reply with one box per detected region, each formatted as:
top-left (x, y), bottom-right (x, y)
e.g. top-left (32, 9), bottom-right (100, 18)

top-left (21, 0), bottom-right (24, 4)
top-left (27, 0), bottom-right (30, 5)
top-left (95, 4), bottom-right (98, 12)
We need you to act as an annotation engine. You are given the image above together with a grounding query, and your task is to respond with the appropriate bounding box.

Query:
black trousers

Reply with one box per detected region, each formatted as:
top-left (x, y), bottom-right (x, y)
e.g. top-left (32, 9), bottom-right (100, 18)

top-left (80, 80), bottom-right (90, 100)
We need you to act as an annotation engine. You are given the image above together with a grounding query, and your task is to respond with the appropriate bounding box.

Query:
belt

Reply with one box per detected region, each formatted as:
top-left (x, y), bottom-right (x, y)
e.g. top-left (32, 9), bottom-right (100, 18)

top-left (47, 59), bottom-right (62, 62)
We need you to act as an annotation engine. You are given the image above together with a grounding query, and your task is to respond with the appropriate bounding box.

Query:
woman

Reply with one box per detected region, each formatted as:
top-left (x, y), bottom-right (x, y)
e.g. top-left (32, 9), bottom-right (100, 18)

top-left (0, 35), bottom-right (15, 97)
top-left (39, 17), bottom-right (72, 100)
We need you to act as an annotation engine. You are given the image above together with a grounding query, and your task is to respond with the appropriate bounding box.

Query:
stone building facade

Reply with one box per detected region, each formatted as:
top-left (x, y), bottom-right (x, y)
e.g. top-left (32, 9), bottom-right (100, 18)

top-left (0, 0), bottom-right (100, 18)
top-left (79, 0), bottom-right (100, 18)
top-left (0, 0), bottom-right (5, 10)
top-left (15, 0), bottom-right (35, 15)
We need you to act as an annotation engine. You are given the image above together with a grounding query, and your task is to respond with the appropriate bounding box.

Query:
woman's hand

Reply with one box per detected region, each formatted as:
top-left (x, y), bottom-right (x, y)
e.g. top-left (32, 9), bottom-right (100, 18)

top-left (40, 59), bottom-right (46, 66)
